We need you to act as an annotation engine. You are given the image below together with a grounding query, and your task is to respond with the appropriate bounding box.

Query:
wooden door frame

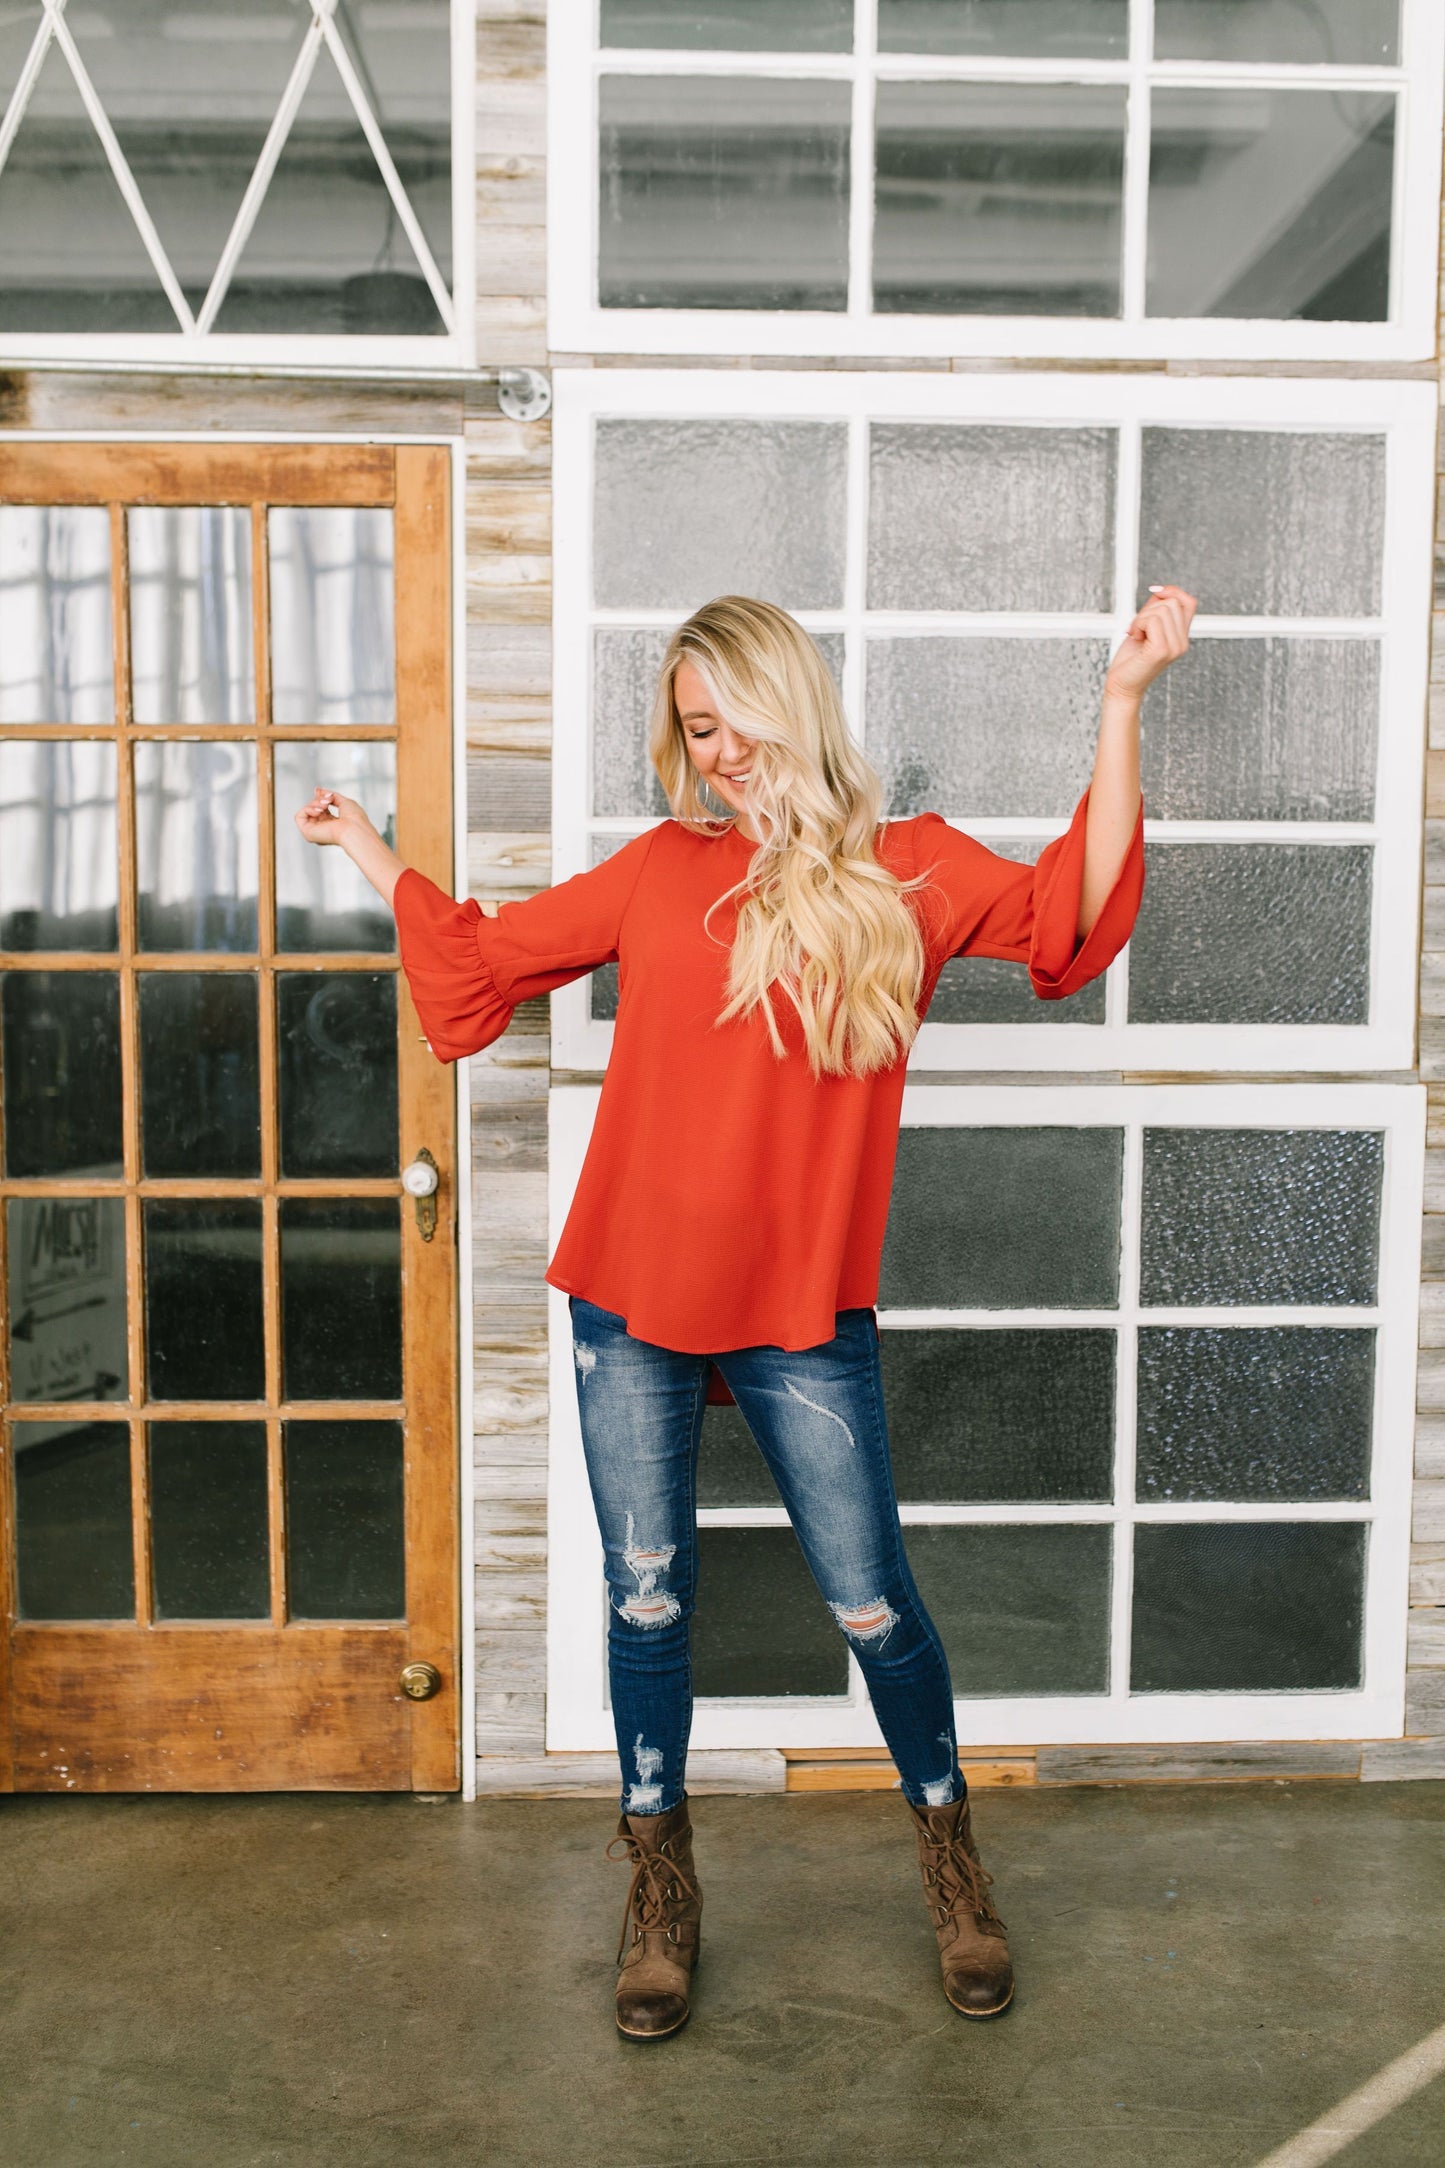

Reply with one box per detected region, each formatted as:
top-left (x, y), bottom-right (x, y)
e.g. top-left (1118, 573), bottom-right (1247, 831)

top-left (0, 433), bottom-right (470, 1793)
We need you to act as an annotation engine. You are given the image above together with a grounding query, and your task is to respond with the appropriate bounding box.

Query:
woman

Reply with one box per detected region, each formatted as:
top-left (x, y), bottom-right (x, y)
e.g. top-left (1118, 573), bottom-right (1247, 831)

top-left (297, 585), bottom-right (1195, 2040)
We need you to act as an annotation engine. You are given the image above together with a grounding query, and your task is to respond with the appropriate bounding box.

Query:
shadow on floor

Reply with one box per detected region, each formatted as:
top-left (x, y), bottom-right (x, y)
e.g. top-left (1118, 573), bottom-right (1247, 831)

top-left (1, 1782), bottom-right (1443, 2167)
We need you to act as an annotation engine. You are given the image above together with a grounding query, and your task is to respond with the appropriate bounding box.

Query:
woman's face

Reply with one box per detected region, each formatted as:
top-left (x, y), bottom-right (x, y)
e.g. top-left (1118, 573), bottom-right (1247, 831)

top-left (674, 658), bottom-right (756, 823)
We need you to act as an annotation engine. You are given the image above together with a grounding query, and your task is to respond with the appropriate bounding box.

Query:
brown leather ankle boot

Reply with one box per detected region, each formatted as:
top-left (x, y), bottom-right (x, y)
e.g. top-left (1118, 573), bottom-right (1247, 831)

top-left (910, 1794), bottom-right (1015, 2018)
top-left (606, 1797), bottom-right (702, 2040)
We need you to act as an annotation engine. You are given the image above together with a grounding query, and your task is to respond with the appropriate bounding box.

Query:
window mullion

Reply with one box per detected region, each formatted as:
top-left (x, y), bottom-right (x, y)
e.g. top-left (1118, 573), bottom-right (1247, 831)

top-left (1120, 0), bottom-right (1155, 323)
top-left (846, 0), bottom-right (876, 324)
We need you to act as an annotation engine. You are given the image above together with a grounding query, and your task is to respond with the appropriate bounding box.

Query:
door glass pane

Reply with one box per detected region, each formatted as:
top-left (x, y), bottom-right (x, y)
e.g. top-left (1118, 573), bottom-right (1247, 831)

top-left (693, 1527), bottom-right (848, 1696)
top-left (280, 1200), bottom-right (402, 1401)
top-left (285, 1420), bottom-right (405, 1619)
top-left (1141, 639), bottom-right (1379, 822)
top-left (276, 973), bottom-right (398, 1178)
top-left (12, 1420), bottom-right (135, 1620)
top-left (134, 740), bottom-right (259, 953)
top-left (599, 75), bottom-right (852, 310)
top-left (149, 1420), bottom-right (269, 1620)
top-left (602, 0), bottom-right (854, 48)
top-left (7, 1198), bottom-right (128, 1405)
top-left (268, 508), bottom-right (396, 727)
top-left (879, 1), bottom-right (1128, 54)
top-left (594, 420), bottom-right (849, 612)
top-left (1131, 1523), bottom-right (1365, 1692)
top-left (1, 971), bottom-right (122, 1176)
top-left (873, 82), bottom-right (1126, 316)
top-left (144, 1201), bottom-right (265, 1401)
top-left (128, 507), bottom-right (254, 725)
top-left (213, 28), bottom-right (449, 335)
top-left (904, 1525), bottom-right (1112, 1694)
top-left (0, 40), bottom-right (176, 332)
top-left (138, 972), bottom-right (261, 1178)
top-left (1139, 1129), bottom-right (1383, 1307)
top-left (881, 1128), bottom-right (1123, 1309)
top-left (1138, 430), bottom-right (1384, 617)
top-left (0, 739), bottom-right (118, 949)
top-left (867, 425), bottom-right (1116, 612)
top-left (1148, 90), bottom-right (1393, 324)
top-left (1154, 2), bottom-right (1399, 67)
top-left (1127, 844), bottom-right (1371, 1026)
top-left (1136, 1327), bottom-right (1374, 1503)
top-left (884, 1328), bottom-right (1115, 1502)
top-left (0, 505), bottom-right (113, 723)
top-left (869, 639), bottom-right (1108, 817)
top-left (272, 741), bottom-right (397, 953)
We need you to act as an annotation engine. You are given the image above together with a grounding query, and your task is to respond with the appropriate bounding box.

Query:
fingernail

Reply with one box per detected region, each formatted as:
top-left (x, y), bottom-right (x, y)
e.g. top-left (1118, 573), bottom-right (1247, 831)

top-left (1147, 585), bottom-right (1164, 594)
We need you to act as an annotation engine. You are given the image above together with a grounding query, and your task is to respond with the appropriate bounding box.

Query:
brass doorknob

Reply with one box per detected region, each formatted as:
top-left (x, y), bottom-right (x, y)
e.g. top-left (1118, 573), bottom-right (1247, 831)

top-left (399, 1660), bottom-right (442, 1701)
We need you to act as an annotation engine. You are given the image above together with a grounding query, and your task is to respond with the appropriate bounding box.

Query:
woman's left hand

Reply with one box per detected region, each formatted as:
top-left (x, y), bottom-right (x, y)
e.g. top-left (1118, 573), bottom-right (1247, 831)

top-left (1105, 584), bottom-right (1197, 700)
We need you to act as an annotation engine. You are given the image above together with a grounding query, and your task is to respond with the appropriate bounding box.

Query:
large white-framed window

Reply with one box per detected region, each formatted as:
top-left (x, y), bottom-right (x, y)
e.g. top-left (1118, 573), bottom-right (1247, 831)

top-left (547, 0), bottom-right (1444, 361)
top-left (546, 1080), bottom-right (1423, 1752)
top-left (551, 367), bottom-right (1435, 1075)
top-left (0, 0), bottom-right (475, 369)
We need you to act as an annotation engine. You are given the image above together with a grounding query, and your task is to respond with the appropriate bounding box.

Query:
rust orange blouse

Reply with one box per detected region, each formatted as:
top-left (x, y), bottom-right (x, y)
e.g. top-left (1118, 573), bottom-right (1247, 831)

top-left (394, 793), bottom-right (1143, 1354)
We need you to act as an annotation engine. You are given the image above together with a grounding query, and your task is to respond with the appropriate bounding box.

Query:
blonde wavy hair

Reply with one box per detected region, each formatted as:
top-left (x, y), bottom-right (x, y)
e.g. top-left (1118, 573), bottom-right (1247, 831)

top-left (649, 595), bottom-right (926, 1079)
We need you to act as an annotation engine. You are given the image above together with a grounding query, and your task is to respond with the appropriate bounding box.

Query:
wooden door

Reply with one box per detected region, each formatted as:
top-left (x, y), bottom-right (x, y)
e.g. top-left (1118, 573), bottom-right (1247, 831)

top-left (0, 442), bottom-right (458, 1791)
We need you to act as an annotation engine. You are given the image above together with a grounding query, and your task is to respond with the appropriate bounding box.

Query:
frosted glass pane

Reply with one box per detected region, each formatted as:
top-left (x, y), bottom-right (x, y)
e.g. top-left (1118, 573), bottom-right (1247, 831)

top-left (1139, 1128), bottom-right (1383, 1307)
top-left (905, 1525), bottom-right (1111, 1695)
top-left (128, 507), bottom-right (254, 724)
top-left (1141, 639), bottom-right (1378, 821)
top-left (593, 625), bottom-right (846, 819)
top-left (879, 1), bottom-right (1127, 52)
top-left (601, 1), bottom-right (853, 46)
top-left (883, 1328), bottom-right (1115, 1502)
top-left (1131, 1523), bottom-right (1364, 1692)
top-left (868, 426), bottom-right (1115, 611)
top-left (0, 506), bottom-right (112, 722)
top-left (599, 75), bottom-right (850, 310)
top-left (882, 1127), bottom-right (1123, 1309)
top-left (268, 508), bottom-right (395, 727)
top-left (873, 82), bottom-right (1126, 316)
top-left (0, 740), bottom-right (118, 949)
top-left (694, 1527), bottom-right (848, 1696)
top-left (1149, 90), bottom-right (1393, 324)
top-left (1136, 1327), bottom-right (1374, 1503)
top-left (1154, 2), bottom-right (1398, 67)
top-left (272, 740), bottom-right (397, 952)
top-left (134, 740), bottom-right (258, 953)
top-left (1138, 430), bottom-right (1383, 617)
top-left (868, 638), bottom-right (1107, 818)
top-left (1127, 844), bottom-right (1371, 1026)
top-left (929, 953), bottom-right (1106, 1025)
top-left (594, 420), bottom-right (848, 611)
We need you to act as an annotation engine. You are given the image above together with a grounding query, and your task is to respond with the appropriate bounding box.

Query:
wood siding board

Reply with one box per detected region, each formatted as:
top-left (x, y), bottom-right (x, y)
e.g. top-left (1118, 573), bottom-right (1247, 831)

top-left (1361, 1738), bottom-right (1445, 1778)
top-left (1035, 1743), bottom-right (1363, 1784)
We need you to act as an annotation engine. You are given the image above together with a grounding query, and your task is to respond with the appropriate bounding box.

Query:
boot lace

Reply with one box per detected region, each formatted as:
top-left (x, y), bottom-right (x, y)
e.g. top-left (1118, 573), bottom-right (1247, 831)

top-left (606, 1833), bottom-right (701, 1961)
top-left (919, 1820), bottom-right (1007, 1942)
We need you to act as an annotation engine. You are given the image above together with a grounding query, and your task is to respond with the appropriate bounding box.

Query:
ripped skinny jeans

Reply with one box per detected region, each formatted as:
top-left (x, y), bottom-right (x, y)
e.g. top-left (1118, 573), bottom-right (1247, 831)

top-left (569, 1297), bottom-right (966, 1817)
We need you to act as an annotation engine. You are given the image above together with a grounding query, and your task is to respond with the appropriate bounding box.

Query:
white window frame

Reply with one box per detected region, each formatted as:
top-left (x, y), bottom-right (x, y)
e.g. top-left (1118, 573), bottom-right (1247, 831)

top-left (545, 1080), bottom-right (1424, 1751)
top-left (551, 367), bottom-right (1435, 1075)
top-left (547, 0), bottom-right (1444, 362)
top-left (0, 0), bottom-right (477, 373)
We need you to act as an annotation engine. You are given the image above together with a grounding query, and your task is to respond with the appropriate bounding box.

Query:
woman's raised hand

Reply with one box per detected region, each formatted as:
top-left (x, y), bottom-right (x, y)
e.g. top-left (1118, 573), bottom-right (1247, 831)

top-left (294, 787), bottom-right (372, 848)
top-left (1105, 584), bottom-right (1197, 701)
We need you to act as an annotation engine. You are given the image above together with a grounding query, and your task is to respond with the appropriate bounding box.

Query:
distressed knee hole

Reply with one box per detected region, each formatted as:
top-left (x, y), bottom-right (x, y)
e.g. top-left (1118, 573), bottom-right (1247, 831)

top-left (616, 1515), bottom-right (681, 1629)
top-left (829, 1594), bottom-right (899, 1646)
top-left (573, 1342), bottom-right (597, 1377)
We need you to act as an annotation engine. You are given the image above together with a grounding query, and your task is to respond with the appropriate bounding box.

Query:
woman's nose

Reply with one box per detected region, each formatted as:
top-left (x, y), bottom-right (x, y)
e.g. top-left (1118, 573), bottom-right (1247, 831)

top-left (717, 729), bottom-right (751, 770)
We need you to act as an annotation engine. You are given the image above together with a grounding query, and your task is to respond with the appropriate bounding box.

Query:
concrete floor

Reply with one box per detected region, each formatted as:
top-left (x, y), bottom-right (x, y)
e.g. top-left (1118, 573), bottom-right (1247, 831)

top-left (1, 1783), bottom-right (1443, 2167)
